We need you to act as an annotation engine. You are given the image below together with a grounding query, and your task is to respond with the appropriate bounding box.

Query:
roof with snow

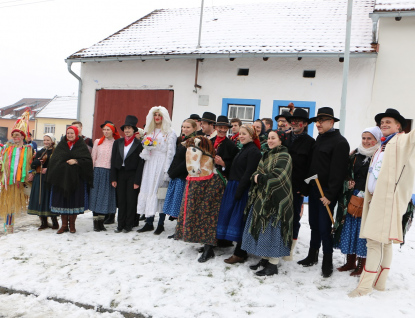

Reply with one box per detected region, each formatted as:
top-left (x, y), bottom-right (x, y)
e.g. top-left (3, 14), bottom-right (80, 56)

top-left (35, 96), bottom-right (77, 119)
top-left (68, 0), bottom-right (376, 60)
top-left (374, 0), bottom-right (415, 11)
top-left (0, 98), bottom-right (51, 120)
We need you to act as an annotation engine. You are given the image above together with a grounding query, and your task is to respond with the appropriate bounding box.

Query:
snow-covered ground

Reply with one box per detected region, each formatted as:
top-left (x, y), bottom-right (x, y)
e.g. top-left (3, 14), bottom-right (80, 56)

top-left (0, 207), bottom-right (414, 318)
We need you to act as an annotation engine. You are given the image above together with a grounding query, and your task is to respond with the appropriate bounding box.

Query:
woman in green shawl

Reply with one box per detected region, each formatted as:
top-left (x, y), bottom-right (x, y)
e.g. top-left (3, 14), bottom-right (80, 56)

top-left (241, 130), bottom-right (294, 276)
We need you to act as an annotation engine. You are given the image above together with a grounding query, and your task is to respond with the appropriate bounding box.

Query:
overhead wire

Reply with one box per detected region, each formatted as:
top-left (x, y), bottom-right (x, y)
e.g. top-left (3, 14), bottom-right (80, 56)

top-left (0, 0), bottom-right (55, 9)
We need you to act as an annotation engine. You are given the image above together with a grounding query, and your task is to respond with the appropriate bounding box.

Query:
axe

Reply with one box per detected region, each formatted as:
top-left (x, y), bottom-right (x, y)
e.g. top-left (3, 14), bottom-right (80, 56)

top-left (304, 174), bottom-right (334, 225)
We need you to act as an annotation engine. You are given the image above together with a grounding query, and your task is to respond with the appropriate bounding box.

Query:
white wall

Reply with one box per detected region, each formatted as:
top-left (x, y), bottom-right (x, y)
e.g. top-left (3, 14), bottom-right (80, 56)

top-left (79, 56), bottom-right (376, 147)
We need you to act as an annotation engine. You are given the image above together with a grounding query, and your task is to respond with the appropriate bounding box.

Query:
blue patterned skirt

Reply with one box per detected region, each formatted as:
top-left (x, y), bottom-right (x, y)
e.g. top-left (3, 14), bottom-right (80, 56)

top-left (163, 178), bottom-right (186, 218)
top-left (338, 213), bottom-right (367, 257)
top-left (216, 180), bottom-right (249, 242)
top-left (242, 206), bottom-right (290, 258)
top-left (89, 167), bottom-right (116, 215)
top-left (50, 180), bottom-right (88, 215)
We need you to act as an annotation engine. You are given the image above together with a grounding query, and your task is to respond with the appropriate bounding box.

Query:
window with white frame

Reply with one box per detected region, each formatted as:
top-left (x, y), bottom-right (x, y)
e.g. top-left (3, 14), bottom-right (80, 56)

top-left (227, 104), bottom-right (255, 124)
top-left (44, 124), bottom-right (55, 134)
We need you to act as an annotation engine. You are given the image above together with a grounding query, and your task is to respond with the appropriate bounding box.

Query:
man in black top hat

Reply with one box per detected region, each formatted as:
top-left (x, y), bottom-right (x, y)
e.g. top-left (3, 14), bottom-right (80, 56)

top-left (283, 108), bottom-right (315, 260)
top-left (275, 111), bottom-right (292, 132)
top-left (110, 115), bottom-right (144, 233)
top-left (200, 112), bottom-right (217, 139)
top-left (189, 114), bottom-right (204, 136)
top-left (298, 107), bottom-right (349, 278)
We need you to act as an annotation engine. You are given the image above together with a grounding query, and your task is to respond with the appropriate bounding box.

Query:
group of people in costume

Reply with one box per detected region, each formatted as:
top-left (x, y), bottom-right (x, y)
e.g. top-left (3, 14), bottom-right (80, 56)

top-left (0, 104), bottom-right (413, 299)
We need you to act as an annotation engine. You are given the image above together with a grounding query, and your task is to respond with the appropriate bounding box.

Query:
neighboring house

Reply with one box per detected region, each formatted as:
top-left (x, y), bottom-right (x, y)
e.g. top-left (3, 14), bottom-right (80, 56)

top-left (65, 0), bottom-right (379, 143)
top-left (35, 96), bottom-right (77, 142)
top-left (0, 98), bottom-right (51, 144)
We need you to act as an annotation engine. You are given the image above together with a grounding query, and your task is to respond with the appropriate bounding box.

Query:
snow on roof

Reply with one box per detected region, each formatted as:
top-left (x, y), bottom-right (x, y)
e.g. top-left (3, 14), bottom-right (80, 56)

top-left (374, 0), bottom-right (415, 11)
top-left (0, 98), bottom-right (51, 111)
top-left (35, 96), bottom-right (77, 119)
top-left (69, 0), bottom-right (376, 59)
top-left (1, 114), bottom-right (15, 119)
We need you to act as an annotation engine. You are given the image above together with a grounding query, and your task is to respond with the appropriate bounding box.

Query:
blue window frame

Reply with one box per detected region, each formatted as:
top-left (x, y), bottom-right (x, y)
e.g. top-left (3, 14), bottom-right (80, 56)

top-left (222, 98), bottom-right (261, 120)
top-left (272, 100), bottom-right (316, 137)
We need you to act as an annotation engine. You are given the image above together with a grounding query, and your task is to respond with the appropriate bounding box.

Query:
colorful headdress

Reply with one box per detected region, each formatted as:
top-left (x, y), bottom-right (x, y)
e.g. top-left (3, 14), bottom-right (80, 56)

top-left (11, 109), bottom-right (30, 139)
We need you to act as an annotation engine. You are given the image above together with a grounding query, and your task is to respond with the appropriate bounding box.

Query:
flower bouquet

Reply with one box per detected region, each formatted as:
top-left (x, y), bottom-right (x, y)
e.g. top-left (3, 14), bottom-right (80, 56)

top-left (142, 136), bottom-right (158, 149)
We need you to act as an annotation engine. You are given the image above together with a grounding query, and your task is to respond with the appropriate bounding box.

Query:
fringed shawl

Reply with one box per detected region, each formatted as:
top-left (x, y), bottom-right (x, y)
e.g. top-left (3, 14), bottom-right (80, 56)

top-left (46, 136), bottom-right (93, 198)
top-left (244, 145), bottom-right (293, 245)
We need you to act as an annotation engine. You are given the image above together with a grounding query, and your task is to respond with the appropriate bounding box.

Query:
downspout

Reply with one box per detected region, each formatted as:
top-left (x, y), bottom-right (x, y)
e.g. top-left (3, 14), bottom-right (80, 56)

top-left (66, 61), bottom-right (82, 120)
top-left (339, 0), bottom-right (353, 134)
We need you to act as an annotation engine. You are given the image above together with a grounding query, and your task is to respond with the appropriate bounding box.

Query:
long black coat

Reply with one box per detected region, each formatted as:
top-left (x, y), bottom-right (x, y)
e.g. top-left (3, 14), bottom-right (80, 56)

top-left (211, 136), bottom-right (239, 179)
top-left (168, 144), bottom-right (188, 180)
top-left (110, 138), bottom-right (144, 185)
top-left (285, 132), bottom-right (315, 195)
top-left (307, 129), bottom-right (350, 202)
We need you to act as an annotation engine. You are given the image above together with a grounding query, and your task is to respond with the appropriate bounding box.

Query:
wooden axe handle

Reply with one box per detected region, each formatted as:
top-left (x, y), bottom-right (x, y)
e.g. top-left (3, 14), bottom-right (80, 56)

top-left (314, 178), bottom-right (335, 225)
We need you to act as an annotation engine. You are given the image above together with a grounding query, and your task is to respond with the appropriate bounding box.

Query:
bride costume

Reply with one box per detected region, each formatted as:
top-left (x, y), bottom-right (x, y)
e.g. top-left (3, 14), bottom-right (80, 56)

top-left (137, 106), bottom-right (177, 221)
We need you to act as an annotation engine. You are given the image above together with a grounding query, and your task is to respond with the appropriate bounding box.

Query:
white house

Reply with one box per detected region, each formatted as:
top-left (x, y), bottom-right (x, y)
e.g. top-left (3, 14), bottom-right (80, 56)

top-left (65, 0), bottom-right (380, 143)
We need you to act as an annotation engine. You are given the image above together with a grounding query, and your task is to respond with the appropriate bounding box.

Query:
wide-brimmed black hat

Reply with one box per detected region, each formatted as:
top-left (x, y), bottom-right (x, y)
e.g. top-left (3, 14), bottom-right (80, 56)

top-left (100, 120), bottom-right (114, 128)
top-left (189, 114), bottom-right (201, 121)
top-left (201, 112), bottom-right (216, 124)
top-left (309, 107), bottom-right (339, 122)
top-left (287, 108), bottom-right (311, 124)
top-left (275, 111), bottom-right (292, 122)
top-left (375, 108), bottom-right (406, 130)
top-left (120, 115), bottom-right (138, 132)
top-left (215, 115), bottom-right (232, 128)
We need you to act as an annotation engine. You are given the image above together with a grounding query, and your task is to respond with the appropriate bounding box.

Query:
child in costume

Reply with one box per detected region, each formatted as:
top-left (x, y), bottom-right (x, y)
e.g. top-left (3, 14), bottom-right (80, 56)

top-left (0, 110), bottom-right (34, 234)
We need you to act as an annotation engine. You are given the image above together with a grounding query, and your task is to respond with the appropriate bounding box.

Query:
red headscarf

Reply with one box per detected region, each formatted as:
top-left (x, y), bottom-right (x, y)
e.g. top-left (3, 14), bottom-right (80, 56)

top-left (98, 123), bottom-right (121, 145)
top-left (66, 125), bottom-right (79, 149)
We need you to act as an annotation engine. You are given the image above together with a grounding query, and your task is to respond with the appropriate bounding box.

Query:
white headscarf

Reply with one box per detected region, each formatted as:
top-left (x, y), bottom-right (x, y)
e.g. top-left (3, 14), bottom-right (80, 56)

top-left (43, 133), bottom-right (56, 145)
top-left (357, 126), bottom-right (381, 161)
top-left (363, 126), bottom-right (382, 142)
top-left (144, 106), bottom-right (172, 135)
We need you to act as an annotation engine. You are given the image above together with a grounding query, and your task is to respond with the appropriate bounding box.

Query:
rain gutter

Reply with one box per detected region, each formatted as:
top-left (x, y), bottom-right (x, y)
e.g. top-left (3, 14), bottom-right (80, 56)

top-left (370, 11), bottom-right (415, 43)
top-left (66, 61), bottom-right (82, 120)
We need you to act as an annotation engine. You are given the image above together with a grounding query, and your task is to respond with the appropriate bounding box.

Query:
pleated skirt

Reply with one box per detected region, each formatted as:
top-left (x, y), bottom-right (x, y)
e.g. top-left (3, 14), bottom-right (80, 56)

top-left (163, 178), bottom-right (186, 218)
top-left (27, 173), bottom-right (54, 216)
top-left (89, 167), bottom-right (116, 215)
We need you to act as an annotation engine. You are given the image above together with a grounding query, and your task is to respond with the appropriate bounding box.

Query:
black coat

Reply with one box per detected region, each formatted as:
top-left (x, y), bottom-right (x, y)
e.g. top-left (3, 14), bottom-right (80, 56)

top-left (168, 144), bottom-right (188, 180)
top-left (211, 136), bottom-right (239, 179)
top-left (286, 132), bottom-right (315, 195)
top-left (307, 129), bottom-right (350, 202)
top-left (110, 138), bottom-right (144, 185)
top-left (228, 142), bottom-right (262, 200)
top-left (31, 147), bottom-right (54, 169)
top-left (351, 151), bottom-right (370, 192)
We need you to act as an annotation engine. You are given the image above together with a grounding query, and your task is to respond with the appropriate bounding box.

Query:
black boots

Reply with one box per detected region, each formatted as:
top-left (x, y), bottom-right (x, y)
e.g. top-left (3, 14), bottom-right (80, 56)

top-left (255, 262), bottom-right (279, 276)
top-left (93, 216), bottom-right (107, 232)
top-left (198, 244), bottom-right (215, 263)
top-left (93, 216), bottom-right (100, 232)
top-left (322, 253), bottom-right (333, 278)
top-left (51, 216), bottom-right (59, 230)
top-left (38, 216), bottom-right (48, 231)
top-left (104, 213), bottom-right (115, 224)
top-left (137, 223), bottom-right (154, 233)
top-left (249, 259), bottom-right (269, 270)
top-left (154, 225), bottom-right (165, 235)
top-left (134, 214), bottom-right (140, 228)
top-left (297, 248), bottom-right (319, 267)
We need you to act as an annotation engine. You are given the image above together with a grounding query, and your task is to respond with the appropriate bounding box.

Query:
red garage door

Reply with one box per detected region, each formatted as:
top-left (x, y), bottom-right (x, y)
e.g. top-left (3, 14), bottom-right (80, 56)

top-left (93, 89), bottom-right (174, 139)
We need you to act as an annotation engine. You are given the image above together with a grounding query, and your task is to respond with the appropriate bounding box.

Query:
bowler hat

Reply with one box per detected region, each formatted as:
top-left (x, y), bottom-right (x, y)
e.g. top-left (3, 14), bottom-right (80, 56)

top-left (189, 114), bottom-right (201, 121)
top-left (309, 107), bottom-right (339, 122)
top-left (100, 120), bottom-right (114, 129)
top-left (375, 108), bottom-right (406, 130)
top-left (215, 115), bottom-right (232, 128)
top-left (120, 115), bottom-right (138, 132)
top-left (287, 108), bottom-right (311, 124)
top-left (201, 112), bottom-right (216, 124)
top-left (275, 111), bottom-right (292, 122)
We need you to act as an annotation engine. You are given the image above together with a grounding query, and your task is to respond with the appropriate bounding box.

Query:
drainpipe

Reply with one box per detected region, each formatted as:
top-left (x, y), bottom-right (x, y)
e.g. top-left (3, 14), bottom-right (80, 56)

top-left (339, 0), bottom-right (353, 134)
top-left (66, 61), bottom-right (82, 120)
top-left (197, 0), bottom-right (204, 49)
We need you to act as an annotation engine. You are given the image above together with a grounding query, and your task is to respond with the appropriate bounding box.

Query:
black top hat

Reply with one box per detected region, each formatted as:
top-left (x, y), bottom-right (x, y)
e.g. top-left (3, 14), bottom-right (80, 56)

top-left (287, 108), bottom-right (311, 124)
top-left (309, 107), bottom-right (339, 122)
top-left (201, 112), bottom-right (216, 124)
top-left (215, 115), bottom-right (232, 128)
top-left (189, 114), bottom-right (201, 121)
top-left (100, 120), bottom-right (114, 129)
top-left (375, 108), bottom-right (406, 129)
top-left (275, 111), bottom-right (292, 122)
top-left (120, 115), bottom-right (138, 132)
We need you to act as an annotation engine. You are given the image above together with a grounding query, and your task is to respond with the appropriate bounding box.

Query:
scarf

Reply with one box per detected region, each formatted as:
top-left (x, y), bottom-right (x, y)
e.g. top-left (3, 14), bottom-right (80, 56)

top-left (46, 135), bottom-right (93, 198)
top-left (357, 142), bottom-right (380, 164)
top-left (124, 134), bottom-right (135, 147)
top-left (214, 136), bottom-right (226, 150)
top-left (98, 123), bottom-right (121, 146)
top-left (244, 145), bottom-right (293, 245)
top-left (66, 126), bottom-right (79, 149)
top-left (230, 132), bottom-right (239, 142)
top-left (182, 131), bottom-right (196, 141)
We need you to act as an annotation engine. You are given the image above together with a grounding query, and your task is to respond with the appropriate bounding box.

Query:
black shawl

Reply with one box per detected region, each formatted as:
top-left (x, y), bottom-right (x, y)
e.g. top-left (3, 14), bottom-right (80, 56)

top-left (46, 136), bottom-right (93, 197)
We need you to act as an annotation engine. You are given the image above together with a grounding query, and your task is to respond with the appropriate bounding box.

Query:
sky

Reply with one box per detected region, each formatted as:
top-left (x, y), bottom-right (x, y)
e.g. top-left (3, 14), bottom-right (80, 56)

top-left (0, 0), bottom-right (305, 107)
